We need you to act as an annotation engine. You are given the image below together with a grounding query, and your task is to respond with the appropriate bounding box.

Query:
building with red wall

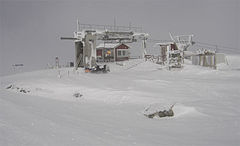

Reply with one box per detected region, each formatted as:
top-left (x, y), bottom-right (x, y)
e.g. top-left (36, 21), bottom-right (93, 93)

top-left (96, 43), bottom-right (129, 62)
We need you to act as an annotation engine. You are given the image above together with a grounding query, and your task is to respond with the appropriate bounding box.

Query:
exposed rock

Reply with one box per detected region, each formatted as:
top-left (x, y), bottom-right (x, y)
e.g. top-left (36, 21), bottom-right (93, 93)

top-left (6, 84), bottom-right (13, 89)
top-left (73, 93), bottom-right (83, 98)
top-left (20, 89), bottom-right (27, 93)
top-left (144, 104), bottom-right (175, 118)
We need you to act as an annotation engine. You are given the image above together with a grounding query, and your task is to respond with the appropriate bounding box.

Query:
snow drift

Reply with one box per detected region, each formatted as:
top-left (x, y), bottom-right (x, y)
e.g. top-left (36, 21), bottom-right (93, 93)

top-left (1, 56), bottom-right (240, 146)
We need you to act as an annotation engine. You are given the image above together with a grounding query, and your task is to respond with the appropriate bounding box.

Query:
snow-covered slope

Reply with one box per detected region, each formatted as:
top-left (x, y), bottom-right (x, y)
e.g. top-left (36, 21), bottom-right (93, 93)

top-left (1, 56), bottom-right (240, 146)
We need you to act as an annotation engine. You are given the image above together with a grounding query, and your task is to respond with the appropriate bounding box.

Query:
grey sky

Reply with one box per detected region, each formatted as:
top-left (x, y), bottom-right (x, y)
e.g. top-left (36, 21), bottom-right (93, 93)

top-left (0, 0), bottom-right (239, 76)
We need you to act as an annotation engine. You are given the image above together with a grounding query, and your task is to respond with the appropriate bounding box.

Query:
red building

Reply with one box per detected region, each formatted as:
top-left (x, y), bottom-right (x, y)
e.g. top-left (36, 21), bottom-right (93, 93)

top-left (96, 43), bottom-right (130, 62)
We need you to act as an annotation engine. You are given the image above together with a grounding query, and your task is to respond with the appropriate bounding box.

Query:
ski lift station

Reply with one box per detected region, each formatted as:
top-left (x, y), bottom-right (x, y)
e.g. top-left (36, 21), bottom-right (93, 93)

top-left (61, 21), bottom-right (148, 73)
top-left (61, 21), bottom-right (228, 72)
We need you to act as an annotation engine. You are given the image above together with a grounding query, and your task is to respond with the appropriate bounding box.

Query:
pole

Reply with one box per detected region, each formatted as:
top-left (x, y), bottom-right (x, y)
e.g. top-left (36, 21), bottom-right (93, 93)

top-left (114, 17), bottom-right (116, 31)
top-left (77, 19), bottom-right (79, 32)
top-left (129, 22), bottom-right (132, 30)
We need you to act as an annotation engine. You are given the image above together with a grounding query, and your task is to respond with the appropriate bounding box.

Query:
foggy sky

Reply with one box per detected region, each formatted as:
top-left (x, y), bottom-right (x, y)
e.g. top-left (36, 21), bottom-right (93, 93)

top-left (0, 0), bottom-right (239, 76)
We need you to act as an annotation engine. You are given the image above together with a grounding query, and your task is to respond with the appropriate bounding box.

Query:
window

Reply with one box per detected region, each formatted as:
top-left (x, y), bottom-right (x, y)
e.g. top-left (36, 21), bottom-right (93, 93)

top-left (122, 51), bottom-right (126, 56)
top-left (117, 49), bottom-right (129, 57)
top-left (118, 50), bottom-right (121, 56)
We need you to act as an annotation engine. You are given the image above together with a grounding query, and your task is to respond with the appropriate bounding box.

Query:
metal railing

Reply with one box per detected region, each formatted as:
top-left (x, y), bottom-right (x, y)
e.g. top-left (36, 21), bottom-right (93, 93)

top-left (78, 23), bottom-right (142, 32)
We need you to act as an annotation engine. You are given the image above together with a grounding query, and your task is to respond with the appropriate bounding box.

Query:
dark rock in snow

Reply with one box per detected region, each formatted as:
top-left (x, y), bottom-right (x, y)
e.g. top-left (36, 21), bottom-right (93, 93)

top-left (158, 111), bottom-right (166, 117)
top-left (19, 89), bottom-right (28, 93)
top-left (146, 113), bottom-right (157, 118)
top-left (167, 109), bottom-right (174, 116)
top-left (6, 84), bottom-right (13, 89)
top-left (144, 104), bottom-right (175, 119)
top-left (20, 89), bottom-right (24, 93)
top-left (73, 93), bottom-right (83, 98)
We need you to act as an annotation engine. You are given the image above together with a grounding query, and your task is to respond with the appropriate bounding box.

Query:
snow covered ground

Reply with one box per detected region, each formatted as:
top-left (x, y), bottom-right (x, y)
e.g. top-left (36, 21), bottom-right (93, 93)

top-left (1, 56), bottom-right (240, 146)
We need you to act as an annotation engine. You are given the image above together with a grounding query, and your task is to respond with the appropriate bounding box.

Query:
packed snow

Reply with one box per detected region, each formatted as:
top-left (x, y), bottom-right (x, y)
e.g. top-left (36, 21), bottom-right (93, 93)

top-left (1, 56), bottom-right (240, 146)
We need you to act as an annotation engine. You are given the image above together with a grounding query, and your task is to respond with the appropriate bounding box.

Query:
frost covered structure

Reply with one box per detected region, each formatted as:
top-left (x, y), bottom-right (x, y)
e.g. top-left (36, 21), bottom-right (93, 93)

top-left (191, 49), bottom-right (227, 69)
top-left (156, 33), bottom-right (194, 69)
top-left (157, 42), bottom-right (183, 69)
top-left (60, 21), bottom-right (148, 72)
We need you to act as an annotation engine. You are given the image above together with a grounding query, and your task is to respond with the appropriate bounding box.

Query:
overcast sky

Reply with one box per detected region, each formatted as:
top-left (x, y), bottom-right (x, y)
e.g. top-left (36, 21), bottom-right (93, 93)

top-left (0, 0), bottom-right (239, 76)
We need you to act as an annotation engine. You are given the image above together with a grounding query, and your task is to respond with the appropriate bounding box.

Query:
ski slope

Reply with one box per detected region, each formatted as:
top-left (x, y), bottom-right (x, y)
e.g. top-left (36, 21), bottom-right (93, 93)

top-left (1, 56), bottom-right (240, 146)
